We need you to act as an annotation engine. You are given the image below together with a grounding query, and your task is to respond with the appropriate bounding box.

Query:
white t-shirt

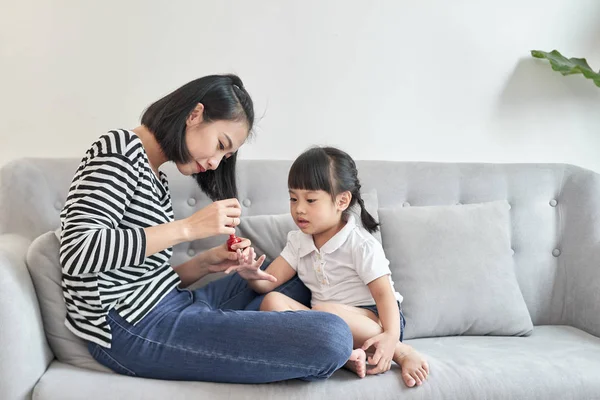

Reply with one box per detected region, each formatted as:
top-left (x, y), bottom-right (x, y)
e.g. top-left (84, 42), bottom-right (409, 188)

top-left (280, 215), bottom-right (403, 308)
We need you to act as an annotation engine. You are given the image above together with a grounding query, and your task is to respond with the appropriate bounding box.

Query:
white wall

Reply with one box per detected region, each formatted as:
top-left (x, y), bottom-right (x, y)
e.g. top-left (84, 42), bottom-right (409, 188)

top-left (1, 0), bottom-right (600, 171)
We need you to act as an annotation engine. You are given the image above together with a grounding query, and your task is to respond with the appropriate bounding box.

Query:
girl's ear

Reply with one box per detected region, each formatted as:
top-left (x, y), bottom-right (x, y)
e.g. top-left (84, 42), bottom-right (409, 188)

top-left (336, 191), bottom-right (352, 212)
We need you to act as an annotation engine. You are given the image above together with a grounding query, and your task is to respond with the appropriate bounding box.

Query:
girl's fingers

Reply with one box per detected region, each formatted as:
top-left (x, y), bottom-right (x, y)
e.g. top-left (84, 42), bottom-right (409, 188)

top-left (258, 270), bottom-right (278, 282)
top-left (254, 254), bottom-right (267, 269)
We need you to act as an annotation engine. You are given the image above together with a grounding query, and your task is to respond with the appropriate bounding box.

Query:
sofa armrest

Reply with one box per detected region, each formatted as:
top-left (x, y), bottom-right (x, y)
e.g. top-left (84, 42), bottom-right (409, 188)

top-left (559, 166), bottom-right (600, 338)
top-left (561, 245), bottom-right (600, 338)
top-left (0, 234), bottom-right (53, 400)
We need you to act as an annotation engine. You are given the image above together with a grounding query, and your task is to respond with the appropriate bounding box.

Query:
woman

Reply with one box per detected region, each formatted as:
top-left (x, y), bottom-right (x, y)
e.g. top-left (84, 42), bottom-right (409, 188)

top-left (59, 74), bottom-right (353, 383)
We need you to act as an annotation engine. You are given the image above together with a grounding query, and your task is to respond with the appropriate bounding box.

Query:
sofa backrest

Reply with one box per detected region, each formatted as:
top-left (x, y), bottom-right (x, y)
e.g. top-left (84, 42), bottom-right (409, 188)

top-left (1, 157), bottom-right (596, 326)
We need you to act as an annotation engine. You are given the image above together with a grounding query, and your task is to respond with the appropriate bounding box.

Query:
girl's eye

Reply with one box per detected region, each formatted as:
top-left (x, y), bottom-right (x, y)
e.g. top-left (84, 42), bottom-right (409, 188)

top-left (289, 198), bottom-right (297, 202)
top-left (218, 141), bottom-right (225, 151)
top-left (307, 199), bottom-right (316, 203)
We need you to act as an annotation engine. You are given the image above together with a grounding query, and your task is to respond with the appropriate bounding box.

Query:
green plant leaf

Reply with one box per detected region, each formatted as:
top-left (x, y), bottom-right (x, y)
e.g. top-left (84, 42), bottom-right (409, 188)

top-left (531, 49), bottom-right (600, 87)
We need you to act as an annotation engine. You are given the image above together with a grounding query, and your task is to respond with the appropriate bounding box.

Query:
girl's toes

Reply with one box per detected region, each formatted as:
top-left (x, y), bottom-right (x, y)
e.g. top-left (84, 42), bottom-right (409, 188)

top-left (402, 372), bottom-right (416, 387)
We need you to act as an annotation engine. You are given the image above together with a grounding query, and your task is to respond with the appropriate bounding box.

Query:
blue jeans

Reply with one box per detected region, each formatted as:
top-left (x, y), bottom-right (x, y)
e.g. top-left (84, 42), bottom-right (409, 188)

top-left (88, 270), bottom-right (353, 383)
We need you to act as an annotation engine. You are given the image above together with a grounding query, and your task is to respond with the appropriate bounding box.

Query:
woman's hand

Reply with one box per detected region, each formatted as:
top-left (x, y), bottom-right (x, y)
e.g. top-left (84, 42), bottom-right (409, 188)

top-left (203, 237), bottom-right (251, 274)
top-left (183, 198), bottom-right (242, 241)
top-left (225, 247), bottom-right (276, 282)
top-left (361, 331), bottom-right (398, 375)
top-left (173, 237), bottom-right (250, 287)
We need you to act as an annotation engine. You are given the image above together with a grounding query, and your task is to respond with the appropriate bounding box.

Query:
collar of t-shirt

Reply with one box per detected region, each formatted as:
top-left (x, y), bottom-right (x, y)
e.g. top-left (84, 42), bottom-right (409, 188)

top-left (297, 214), bottom-right (357, 258)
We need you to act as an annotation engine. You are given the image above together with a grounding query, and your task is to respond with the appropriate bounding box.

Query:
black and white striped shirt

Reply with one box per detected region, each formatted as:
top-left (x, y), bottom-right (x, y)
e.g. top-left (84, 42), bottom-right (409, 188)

top-left (59, 129), bottom-right (180, 348)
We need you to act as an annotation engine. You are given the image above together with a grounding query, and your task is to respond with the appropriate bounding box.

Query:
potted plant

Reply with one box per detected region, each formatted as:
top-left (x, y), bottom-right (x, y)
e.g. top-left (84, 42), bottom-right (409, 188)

top-left (531, 50), bottom-right (600, 87)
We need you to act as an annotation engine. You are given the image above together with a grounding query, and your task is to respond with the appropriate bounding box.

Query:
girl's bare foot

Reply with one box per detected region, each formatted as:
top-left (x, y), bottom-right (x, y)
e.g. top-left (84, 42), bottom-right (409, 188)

top-left (395, 343), bottom-right (429, 387)
top-left (344, 348), bottom-right (367, 378)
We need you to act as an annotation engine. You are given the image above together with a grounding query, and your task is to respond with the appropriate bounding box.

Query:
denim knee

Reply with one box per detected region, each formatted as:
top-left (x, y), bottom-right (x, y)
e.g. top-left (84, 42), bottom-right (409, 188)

top-left (307, 311), bottom-right (353, 380)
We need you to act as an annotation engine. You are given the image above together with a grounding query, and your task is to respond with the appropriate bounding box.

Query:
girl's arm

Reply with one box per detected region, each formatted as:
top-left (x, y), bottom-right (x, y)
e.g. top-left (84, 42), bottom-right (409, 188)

top-left (361, 275), bottom-right (402, 374)
top-left (368, 276), bottom-right (401, 338)
top-left (246, 255), bottom-right (297, 294)
top-left (353, 240), bottom-right (400, 337)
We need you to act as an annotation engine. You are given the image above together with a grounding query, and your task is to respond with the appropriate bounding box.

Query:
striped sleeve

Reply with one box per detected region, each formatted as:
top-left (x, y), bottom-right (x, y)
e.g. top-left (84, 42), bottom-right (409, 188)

top-left (59, 133), bottom-right (147, 276)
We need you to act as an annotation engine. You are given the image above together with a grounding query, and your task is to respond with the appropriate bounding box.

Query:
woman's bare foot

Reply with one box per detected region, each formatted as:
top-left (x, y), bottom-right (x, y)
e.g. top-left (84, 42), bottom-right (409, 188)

top-left (344, 348), bottom-right (367, 378)
top-left (394, 343), bottom-right (429, 387)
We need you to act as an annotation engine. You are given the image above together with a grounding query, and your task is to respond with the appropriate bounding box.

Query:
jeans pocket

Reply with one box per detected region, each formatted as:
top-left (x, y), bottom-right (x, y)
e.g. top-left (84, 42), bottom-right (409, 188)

top-left (88, 342), bottom-right (137, 377)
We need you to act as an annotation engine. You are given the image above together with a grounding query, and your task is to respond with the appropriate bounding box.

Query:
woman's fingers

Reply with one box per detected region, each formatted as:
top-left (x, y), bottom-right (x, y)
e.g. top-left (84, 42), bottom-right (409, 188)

top-left (187, 199), bottom-right (243, 241)
top-left (218, 198), bottom-right (241, 210)
top-left (220, 226), bottom-right (236, 235)
top-left (231, 237), bottom-right (251, 251)
top-left (217, 200), bottom-right (241, 230)
top-left (226, 250), bottom-right (238, 261)
top-left (226, 217), bottom-right (240, 227)
top-left (241, 246), bottom-right (252, 257)
top-left (224, 266), bottom-right (236, 274)
top-left (222, 208), bottom-right (241, 227)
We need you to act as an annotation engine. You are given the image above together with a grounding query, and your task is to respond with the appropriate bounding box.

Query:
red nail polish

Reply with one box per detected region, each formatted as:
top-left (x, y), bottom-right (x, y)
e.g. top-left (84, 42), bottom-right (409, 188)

top-left (227, 234), bottom-right (242, 251)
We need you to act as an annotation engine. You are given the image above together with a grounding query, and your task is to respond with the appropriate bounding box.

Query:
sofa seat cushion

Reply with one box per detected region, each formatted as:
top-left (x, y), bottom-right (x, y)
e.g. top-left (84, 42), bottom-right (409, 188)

top-left (33, 326), bottom-right (600, 400)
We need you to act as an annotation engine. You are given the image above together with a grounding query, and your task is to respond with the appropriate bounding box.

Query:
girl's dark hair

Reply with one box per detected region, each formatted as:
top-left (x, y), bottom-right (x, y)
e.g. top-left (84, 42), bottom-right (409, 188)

top-left (141, 74), bottom-right (254, 201)
top-left (288, 146), bottom-right (379, 233)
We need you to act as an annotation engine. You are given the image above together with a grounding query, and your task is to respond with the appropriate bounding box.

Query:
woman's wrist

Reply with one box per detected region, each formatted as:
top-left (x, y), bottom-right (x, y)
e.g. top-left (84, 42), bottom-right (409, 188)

top-left (195, 262), bottom-right (211, 280)
top-left (193, 251), bottom-right (212, 271)
top-left (178, 217), bottom-right (194, 242)
top-left (194, 246), bottom-right (228, 273)
top-left (143, 219), bottom-right (193, 258)
top-left (173, 252), bottom-right (212, 287)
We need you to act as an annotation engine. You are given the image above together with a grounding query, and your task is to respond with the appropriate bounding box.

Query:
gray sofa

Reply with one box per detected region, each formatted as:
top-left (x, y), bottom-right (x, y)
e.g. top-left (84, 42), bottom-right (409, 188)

top-left (1, 158), bottom-right (600, 400)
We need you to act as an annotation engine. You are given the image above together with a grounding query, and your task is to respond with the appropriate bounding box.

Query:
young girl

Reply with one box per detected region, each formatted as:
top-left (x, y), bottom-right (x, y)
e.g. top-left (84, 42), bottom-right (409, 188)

top-left (229, 147), bottom-right (429, 387)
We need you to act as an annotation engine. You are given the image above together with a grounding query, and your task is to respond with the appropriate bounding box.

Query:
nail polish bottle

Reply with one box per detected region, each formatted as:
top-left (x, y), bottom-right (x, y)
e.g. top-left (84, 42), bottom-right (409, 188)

top-left (227, 234), bottom-right (242, 251)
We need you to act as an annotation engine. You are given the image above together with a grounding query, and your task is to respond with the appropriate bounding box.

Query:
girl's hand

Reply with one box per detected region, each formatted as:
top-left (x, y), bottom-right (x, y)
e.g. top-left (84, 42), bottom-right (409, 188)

top-left (361, 331), bottom-right (398, 375)
top-left (225, 247), bottom-right (276, 282)
top-left (183, 199), bottom-right (242, 241)
top-left (203, 237), bottom-right (251, 274)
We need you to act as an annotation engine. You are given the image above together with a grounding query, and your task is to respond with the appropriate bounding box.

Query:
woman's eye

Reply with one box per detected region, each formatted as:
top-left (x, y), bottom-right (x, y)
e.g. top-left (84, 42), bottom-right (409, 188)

top-left (289, 198), bottom-right (297, 202)
top-left (218, 141), bottom-right (225, 151)
top-left (307, 199), bottom-right (316, 203)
